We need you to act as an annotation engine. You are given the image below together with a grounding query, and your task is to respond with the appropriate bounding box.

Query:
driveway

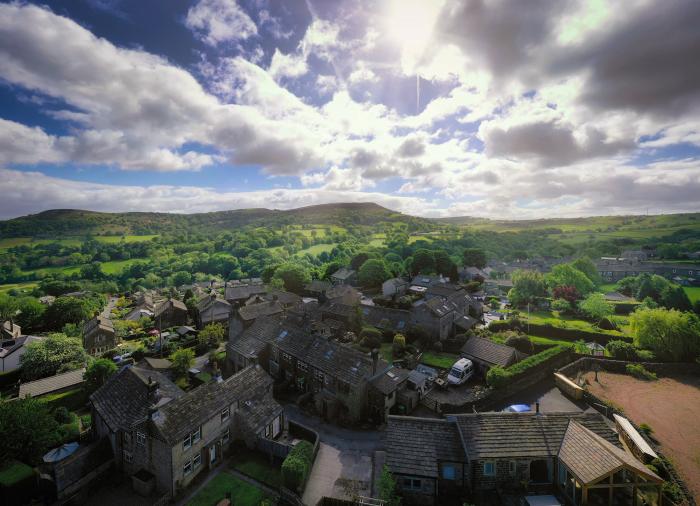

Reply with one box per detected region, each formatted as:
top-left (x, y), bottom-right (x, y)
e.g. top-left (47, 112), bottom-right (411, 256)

top-left (284, 405), bottom-right (383, 506)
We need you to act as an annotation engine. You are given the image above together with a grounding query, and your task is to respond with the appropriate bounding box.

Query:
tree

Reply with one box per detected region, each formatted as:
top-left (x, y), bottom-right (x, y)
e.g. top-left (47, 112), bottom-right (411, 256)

top-left (14, 296), bottom-right (45, 332)
top-left (360, 327), bottom-right (382, 349)
top-left (0, 397), bottom-right (62, 464)
top-left (0, 293), bottom-right (18, 321)
top-left (79, 262), bottom-right (104, 280)
top-left (20, 333), bottom-right (87, 381)
top-left (630, 307), bottom-right (700, 361)
top-left (546, 264), bottom-right (594, 296)
top-left (378, 465), bottom-right (401, 506)
top-left (552, 298), bottom-right (572, 313)
top-left (170, 348), bottom-right (195, 377)
top-left (660, 285), bottom-right (692, 312)
top-left (571, 256), bottom-right (601, 286)
top-left (552, 285), bottom-right (581, 304)
top-left (271, 262), bottom-right (311, 293)
top-left (508, 270), bottom-right (547, 307)
top-left (434, 250), bottom-right (457, 279)
top-left (350, 252), bottom-right (372, 271)
top-left (198, 322), bottom-right (225, 347)
top-left (410, 249), bottom-right (435, 275)
top-left (84, 358), bottom-right (117, 394)
top-left (463, 248), bottom-right (487, 268)
top-left (43, 296), bottom-right (93, 331)
top-left (358, 259), bottom-right (391, 288)
top-left (578, 293), bottom-right (614, 323)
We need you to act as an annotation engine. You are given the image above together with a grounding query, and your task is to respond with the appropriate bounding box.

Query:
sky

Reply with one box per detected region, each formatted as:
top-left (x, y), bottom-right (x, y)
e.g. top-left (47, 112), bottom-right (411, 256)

top-left (0, 0), bottom-right (699, 220)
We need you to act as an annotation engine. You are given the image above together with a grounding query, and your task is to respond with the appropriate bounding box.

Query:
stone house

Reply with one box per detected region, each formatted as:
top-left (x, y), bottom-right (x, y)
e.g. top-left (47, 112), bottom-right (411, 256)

top-left (330, 267), bottom-right (357, 286)
top-left (0, 334), bottom-right (43, 373)
top-left (196, 294), bottom-right (232, 329)
top-left (83, 315), bottom-right (116, 356)
top-left (386, 412), bottom-right (662, 505)
top-left (154, 298), bottom-right (188, 329)
top-left (1, 320), bottom-right (21, 340)
top-left (224, 282), bottom-right (266, 306)
top-left (382, 278), bottom-right (409, 297)
top-left (228, 299), bottom-right (284, 339)
top-left (410, 298), bottom-right (458, 340)
top-left (90, 364), bottom-right (283, 499)
top-left (368, 367), bottom-right (410, 422)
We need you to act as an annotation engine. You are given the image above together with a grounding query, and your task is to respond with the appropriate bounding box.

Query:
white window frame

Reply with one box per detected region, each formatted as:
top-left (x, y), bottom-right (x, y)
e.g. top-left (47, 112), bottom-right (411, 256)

top-left (192, 427), bottom-right (201, 444)
top-left (183, 434), bottom-right (191, 451)
top-left (123, 450), bottom-right (132, 463)
top-left (509, 460), bottom-right (517, 476)
top-left (183, 460), bottom-right (192, 476)
top-left (136, 431), bottom-right (146, 446)
top-left (221, 407), bottom-right (230, 422)
top-left (298, 361), bottom-right (308, 372)
top-left (483, 461), bottom-right (496, 477)
top-left (402, 478), bottom-right (422, 491)
top-left (222, 428), bottom-right (230, 444)
top-left (193, 454), bottom-right (202, 469)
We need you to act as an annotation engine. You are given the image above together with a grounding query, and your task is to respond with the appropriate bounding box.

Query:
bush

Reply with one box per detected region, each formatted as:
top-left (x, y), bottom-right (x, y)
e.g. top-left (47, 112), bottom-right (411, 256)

top-left (432, 341), bottom-right (443, 352)
top-left (638, 423), bottom-right (653, 436)
top-left (598, 317), bottom-right (618, 331)
top-left (636, 349), bottom-right (655, 361)
top-left (606, 340), bottom-right (639, 361)
top-left (281, 440), bottom-right (314, 491)
top-left (360, 327), bottom-right (382, 349)
top-left (551, 298), bottom-right (571, 313)
top-left (486, 345), bottom-right (571, 388)
top-left (504, 334), bottom-right (534, 354)
top-left (53, 406), bottom-right (72, 424)
top-left (626, 363), bottom-right (657, 381)
top-left (80, 414), bottom-right (92, 429)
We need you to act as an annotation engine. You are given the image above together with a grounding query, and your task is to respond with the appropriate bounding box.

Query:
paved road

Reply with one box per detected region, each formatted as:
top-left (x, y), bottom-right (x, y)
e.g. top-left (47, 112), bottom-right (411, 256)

top-left (101, 296), bottom-right (118, 318)
top-left (284, 405), bottom-right (384, 506)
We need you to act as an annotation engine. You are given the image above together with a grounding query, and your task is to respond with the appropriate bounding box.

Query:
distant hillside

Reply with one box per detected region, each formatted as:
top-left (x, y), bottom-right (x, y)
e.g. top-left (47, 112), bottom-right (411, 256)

top-left (0, 202), bottom-right (432, 238)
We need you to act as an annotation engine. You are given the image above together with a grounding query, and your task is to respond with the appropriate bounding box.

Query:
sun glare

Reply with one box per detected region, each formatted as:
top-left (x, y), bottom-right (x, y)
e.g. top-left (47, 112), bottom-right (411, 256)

top-left (384, 0), bottom-right (444, 73)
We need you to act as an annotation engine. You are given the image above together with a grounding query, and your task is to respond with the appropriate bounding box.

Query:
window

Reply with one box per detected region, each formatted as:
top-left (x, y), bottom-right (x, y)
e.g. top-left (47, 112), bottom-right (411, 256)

top-left (136, 432), bottom-right (146, 446)
top-left (192, 427), bottom-right (201, 444)
top-left (221, 407), bottom-right (230, 422)
top-left (483, 461), bottom-right (495, 476)
top-left (222, 429), bottom-right (230, 444)
top-left (183, 434), bottom-right (191, 450)
top-left (282, 352), bottom-right (291, 361)
top-left (401, 478), bottom-right (422, 491)
top-left (123, 450), bottom-right (133, 463)
top-left (315, 370), bottom-right (324, 381)
top-left (183, 460), bottom-right (192, 476)
top-left (509, 460), bottom-right (517, 476)
top-left (442, 465), bottom-right (456, 480)
top-left (298, 361), bottom-right (308, 372)
top-left (193, 454), bottom-right (201, 469)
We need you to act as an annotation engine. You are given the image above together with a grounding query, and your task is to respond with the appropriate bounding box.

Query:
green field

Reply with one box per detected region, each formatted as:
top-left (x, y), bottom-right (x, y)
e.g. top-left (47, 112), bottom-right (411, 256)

top-left (296, 243), bottom-right (337, 256)
top-left (520, 310), bottom-right (625, 336)
top-left (684, 287), bottom-right (700, 303)
top-left (19, 258), bottom-right (144, 278)
top-left (0, 282), bottom-right (38, 294)
top-left (0, 235), bottom-right (158, 250)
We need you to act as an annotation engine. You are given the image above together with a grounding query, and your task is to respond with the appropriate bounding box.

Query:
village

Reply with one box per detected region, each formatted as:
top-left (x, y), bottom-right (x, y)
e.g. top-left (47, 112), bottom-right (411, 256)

top-left (1, 248), bottom-right (699, 506)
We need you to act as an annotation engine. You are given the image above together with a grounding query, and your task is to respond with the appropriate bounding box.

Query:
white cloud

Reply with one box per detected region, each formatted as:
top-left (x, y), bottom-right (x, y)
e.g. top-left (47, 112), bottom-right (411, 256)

top-left (185, 0), bottom-right (257, 46)
top-left (268, 49), bottom-right (308, 81)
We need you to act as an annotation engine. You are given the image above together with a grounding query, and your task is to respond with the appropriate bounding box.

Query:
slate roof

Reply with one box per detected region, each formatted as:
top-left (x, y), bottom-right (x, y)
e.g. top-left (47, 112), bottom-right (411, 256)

top-left (305, 279), bottom-right (331, 293)
top-left (228, 319), bottom-right (281, 358)
top-left (84, 315), bottom-right (114, 337)
top-left (320, 302), bottom-right (355, 319)
top-left (453, 412), bottom-right (619, 459)
top-left (371, 367), bottom-right (410, 395)
top-left (154, 298), bottom-right (187, 317)
top-left (143, 357), bottom-right (172, 370)
top-left (0, 335), bottom-right (43, 359)
top-left (19, 367), bottom-right (85, 398)
top-left (410, 275), bottom-right (445, 288)
top-left (265, 290), bottom-right (302, 307)
top-left (236, 389), bottom-right (284, 436)
top-left (460, 337), bottom-right (524, 367)
top-left (454, 315), bottom-right (478, 331)
top-left (331, 267), bottom-right (356, 280)
top-left (386, 416), bottom-right (465, 478)
top-left (90, 366), bottom-right (183, 432)
top-left (558, 420), bottom-right (661, 485)
top-left (383, 278), bottom-right (408, 290)
top-left (361, 306), bottom-right (410, 332)
top-left (238, 300), bottom-right (284, 321)
top-left (604, 291), bottom-right (635, 302)
top-left (425, 284), bottom-right (461, 299)
top-left (325, 284), bottom-right (361, 304)
top-left (153, 365), bottom-right (276, 444)
top-left (225, 284), bottom-right (267, 302)
top-left (424, 297), bottom-right (457, 317)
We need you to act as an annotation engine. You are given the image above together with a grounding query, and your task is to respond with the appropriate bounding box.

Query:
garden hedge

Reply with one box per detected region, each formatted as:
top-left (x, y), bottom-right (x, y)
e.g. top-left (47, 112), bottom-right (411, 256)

top-left (487, 345), bottom-right (572, 388)
top-left (281, 440), bottom-right (314, 492)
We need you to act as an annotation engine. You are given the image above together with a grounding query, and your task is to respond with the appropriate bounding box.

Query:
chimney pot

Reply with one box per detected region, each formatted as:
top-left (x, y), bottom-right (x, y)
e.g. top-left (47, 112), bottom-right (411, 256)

top-left (535, 402), bottom-right (540, 414)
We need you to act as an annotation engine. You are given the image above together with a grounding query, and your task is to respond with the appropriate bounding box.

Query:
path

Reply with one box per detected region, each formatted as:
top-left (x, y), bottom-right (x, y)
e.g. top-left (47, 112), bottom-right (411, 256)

top-left (285, 405), bottom-right (383, 506)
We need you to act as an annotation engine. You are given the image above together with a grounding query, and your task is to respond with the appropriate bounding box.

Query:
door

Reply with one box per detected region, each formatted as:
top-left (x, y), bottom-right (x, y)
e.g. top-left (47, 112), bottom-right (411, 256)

top-left (209, 444), bottom-right (217, 465)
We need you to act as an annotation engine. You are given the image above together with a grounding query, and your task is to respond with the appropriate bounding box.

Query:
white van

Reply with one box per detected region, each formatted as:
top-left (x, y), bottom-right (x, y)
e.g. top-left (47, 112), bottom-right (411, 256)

top-left (447, 358), bottom-right (474, 385)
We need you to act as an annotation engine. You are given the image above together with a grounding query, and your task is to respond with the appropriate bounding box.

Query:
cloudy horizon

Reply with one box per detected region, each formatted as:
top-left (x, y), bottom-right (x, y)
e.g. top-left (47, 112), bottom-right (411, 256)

top-left (1, 0), bottom-right (699, 220)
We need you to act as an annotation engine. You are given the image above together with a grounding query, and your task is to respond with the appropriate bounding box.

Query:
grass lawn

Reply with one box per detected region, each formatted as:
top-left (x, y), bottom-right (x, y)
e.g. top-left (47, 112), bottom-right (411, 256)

top-left (0, 237), bottom-right (32, 249)
top-left (295, 243), bottom-right (337, 256)
top-left (421, 351), bottom-right (459, 369)
top-left (19, 257), bottom-right (144, 278)
top-left (0, 282), bottom-right (38, 294)
top-left (230, 448), bottom-right (282, 488)
top-left (0, 461), bottom-right (34, 487)
top-left (521, 310), bottom-right (624, 336)
top-left (684, 286), bottom-right (700, 303)
top-left (187, 473), bottom-right (268, 506)
top-left (598, 283), bottom-right (618, 292)
top-left (94, 234), bottom-right (158, 243)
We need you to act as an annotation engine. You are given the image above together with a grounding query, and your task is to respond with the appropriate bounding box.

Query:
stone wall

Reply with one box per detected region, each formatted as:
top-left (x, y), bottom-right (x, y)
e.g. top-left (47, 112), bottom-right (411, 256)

top-left (558, 356), bottom-right (700, 378)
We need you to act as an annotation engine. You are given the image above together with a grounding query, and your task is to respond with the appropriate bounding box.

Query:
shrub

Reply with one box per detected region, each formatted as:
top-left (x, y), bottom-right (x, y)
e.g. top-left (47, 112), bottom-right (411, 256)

top-left (360, 327), bottom-right (382, 349)
top-left (504, 334), bottom-right (534, 354)
top-left (638, 423), bottom-right (653, 436)
top-left (80, 414), bottom-right (92, 429)
top-left (551, 298), bottom-right (572, 313)
top-left (625, 363), bottom-right (657, 381)
top-left (432, 341), bottom-right (443, 352)
top-left (486, 345), bottom-right (571, 388)
top-left (606, 340), bottom-right (638, 361)
top-left (53, 406), bottom-right (72, 424)
top-left (281, 440), bottom-right (314, 491)
top-left (636, 349), bottom-right (655, 361)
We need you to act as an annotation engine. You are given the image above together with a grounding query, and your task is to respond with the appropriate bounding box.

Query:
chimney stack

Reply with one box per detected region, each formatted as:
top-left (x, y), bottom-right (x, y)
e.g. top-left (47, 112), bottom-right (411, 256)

top-left (371, 348), bottom-right (379, 375)
top-left (535, 402), bottom-right (540, 414)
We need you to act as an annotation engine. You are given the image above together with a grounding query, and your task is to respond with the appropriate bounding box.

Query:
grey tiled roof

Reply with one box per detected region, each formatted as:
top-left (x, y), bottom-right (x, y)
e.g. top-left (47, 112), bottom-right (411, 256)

top-left (305, 279), bottom-right (331, 293)
top-left (331, 267), bottom-right (356, 280)
top-left (320, 302), bottom-right (354, 319)
top-left (386, 416), bottom-right (465, 478)
top-left (371, 367), bottom-right (410, 395)
top-left (228, 319), bottom-right (281, 358)
top-left (559, 420), bottom-right (661, 485)
top-left (238, 300), bottom-right (283, 321)
top-left (424, 297), bottom-right (457, 317)
top-left (225, 284), bottom-right (267, 301)
top-left (362, 306), bottom-right (410, 332)
top-left (154, 298), bottom-right (187, 317)
top-left (454, 412), bottom-right (619, 459)
top-left (153, 365), bottom-right (276, 444)
top-left (460, 337), bottom-right (523, 367)
top-left (19, 367), bottom-right (85, 398)
top-left (90, 366), bottom-right (183, 432)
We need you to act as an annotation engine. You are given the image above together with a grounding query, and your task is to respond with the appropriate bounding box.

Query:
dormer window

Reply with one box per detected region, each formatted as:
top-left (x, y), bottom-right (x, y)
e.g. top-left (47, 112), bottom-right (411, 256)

top-left (183, 434), bottom-right (191, 450)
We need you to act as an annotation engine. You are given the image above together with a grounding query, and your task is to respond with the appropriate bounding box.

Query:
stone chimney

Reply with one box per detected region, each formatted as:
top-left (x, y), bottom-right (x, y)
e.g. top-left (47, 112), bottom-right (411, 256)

top-left (371, 348), bottom-right (379, 375)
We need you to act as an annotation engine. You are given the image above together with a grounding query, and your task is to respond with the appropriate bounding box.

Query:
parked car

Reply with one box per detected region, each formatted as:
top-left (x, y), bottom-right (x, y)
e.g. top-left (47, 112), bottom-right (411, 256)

top-left (447, 358), bottom-right (474, 385)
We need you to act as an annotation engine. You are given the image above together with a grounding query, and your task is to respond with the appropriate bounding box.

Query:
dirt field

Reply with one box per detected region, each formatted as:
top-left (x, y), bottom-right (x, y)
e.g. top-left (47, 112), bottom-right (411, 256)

top-left (584, 371), bottom-right (700, 501)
